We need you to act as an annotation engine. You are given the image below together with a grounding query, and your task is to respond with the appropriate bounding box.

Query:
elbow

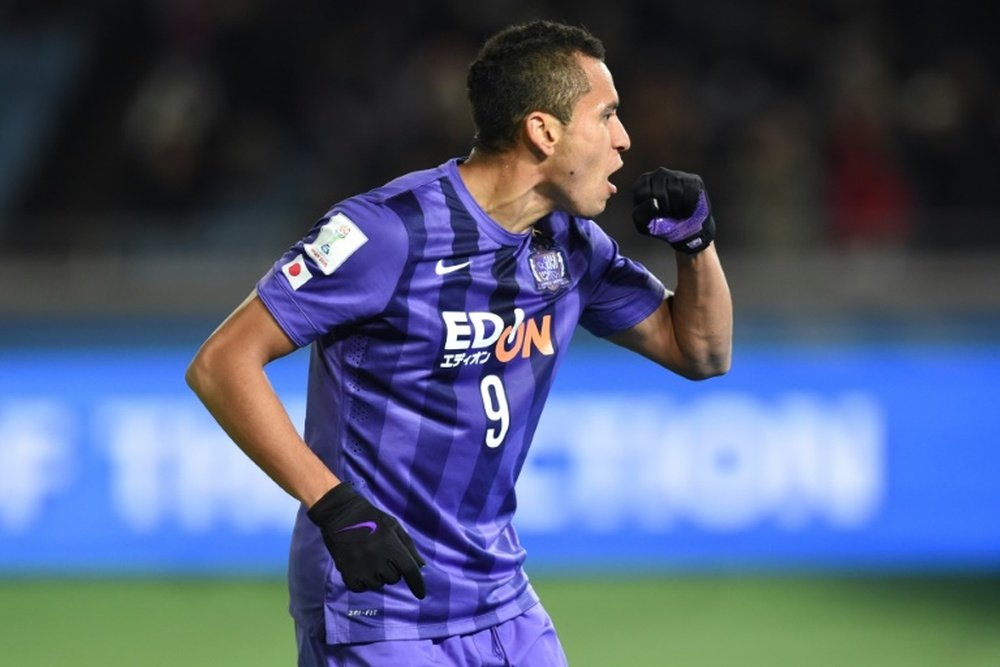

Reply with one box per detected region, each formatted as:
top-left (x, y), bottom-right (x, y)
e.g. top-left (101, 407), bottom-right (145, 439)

top-left (185, 353), bottom-right (207, 396)
top-left (690, 360), bottom-right (731, 381)
top-left (185, 343), bottom-right (219, 397)
top-left (682, 329), bottom-right (733, 380)
top-left (680, 363), bottom-right (729, 381)
top-left (677, 349), bottom-right (732, 381)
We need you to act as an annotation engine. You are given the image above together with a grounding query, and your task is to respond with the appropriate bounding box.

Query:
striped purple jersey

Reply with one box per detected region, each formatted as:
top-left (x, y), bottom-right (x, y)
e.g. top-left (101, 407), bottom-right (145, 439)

top-left (256, 158), bottom-right (666, 644)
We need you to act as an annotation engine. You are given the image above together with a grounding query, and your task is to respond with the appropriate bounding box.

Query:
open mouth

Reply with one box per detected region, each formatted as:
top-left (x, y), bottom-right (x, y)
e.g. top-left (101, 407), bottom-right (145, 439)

top-left (607, 165), bottom-right (623, 194)
top-left (608, 160), bottom-right (624, 194)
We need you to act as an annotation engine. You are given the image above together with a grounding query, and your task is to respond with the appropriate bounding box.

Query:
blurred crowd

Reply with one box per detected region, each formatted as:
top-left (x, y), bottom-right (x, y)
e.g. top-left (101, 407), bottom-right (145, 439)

top-left (2, 0), bottom-right (998, 261)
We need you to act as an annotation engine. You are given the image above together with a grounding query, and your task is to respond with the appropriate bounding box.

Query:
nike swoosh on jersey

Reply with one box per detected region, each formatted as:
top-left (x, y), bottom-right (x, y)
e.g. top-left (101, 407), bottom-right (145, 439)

top-left (435, 259), bottom-right (472, 275)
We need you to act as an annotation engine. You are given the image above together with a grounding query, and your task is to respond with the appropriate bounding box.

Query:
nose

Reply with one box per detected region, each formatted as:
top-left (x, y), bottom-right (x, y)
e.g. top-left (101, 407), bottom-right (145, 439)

top-left (613, 116), bottom-right (630, 153)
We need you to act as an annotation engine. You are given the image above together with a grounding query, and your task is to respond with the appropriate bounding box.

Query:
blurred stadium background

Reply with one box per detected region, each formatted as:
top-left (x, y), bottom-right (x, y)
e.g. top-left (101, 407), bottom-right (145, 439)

top-left (1, 1), bottom-right (998, 665)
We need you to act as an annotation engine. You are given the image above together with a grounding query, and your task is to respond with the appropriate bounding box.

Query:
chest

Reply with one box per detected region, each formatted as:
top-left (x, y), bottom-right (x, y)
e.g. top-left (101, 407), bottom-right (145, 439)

top-left (385, 236), bottom-right (583, 374)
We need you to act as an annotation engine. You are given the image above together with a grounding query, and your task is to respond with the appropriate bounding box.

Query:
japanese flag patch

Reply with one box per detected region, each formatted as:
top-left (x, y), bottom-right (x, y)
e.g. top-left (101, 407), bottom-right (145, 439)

top-left (281, 254), bottom-right (313, 290)
top-left (303, 213), bottom-right (368, 275)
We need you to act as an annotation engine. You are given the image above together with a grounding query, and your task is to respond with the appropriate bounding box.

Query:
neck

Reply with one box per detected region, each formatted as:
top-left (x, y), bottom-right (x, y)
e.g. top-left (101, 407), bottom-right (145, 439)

top-left (457, 149), bottom-right (556, 234)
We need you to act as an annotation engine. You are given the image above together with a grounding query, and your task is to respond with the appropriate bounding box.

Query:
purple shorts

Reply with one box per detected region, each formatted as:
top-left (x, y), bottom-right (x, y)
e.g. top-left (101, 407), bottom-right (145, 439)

top-left (296, 602), bottom-right (568, 667)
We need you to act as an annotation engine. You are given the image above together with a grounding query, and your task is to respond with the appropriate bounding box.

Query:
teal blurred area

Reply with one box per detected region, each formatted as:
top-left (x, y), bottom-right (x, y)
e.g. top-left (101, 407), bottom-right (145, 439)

top-left (1, 315), bottom-right (998, 575)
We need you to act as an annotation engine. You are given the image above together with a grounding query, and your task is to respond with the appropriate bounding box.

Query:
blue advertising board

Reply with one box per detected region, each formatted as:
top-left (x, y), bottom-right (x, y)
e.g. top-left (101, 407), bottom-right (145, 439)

top-left (1, 338), bottom-right (998, 574)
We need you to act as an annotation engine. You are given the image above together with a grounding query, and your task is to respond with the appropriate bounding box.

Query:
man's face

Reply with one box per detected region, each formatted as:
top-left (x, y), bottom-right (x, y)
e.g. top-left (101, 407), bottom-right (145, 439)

top-left (546, 55), bottom-right (631, 218)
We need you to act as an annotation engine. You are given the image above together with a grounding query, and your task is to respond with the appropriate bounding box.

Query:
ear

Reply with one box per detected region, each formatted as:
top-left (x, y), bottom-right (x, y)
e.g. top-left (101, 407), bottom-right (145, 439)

top-left (523, 111), bottom-right (563, 157)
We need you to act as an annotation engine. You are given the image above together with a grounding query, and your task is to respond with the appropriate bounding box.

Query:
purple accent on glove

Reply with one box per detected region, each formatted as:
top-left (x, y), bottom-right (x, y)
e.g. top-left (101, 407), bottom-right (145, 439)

top-left (646, 192), bottom-right (710, 242)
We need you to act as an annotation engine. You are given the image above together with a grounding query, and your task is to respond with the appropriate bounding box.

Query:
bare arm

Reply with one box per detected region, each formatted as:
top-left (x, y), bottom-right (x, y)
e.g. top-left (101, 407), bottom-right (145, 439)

top-left (185, 291), bottom-right (339, 506)
top-left (609, 244), bottom-right (732, 379)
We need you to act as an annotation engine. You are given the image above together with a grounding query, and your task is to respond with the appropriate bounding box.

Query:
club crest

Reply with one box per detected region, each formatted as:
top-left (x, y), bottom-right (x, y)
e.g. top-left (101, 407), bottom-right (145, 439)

top-left (528, 235), bottom-right (570, 293)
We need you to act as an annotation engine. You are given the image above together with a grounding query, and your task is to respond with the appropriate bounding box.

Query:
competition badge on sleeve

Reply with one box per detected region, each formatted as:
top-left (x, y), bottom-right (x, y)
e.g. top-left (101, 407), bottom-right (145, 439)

top-left (528, 233), bottom-right (570, 293)
top-left (281, 254), bottom-right (313, 290)
top-left (304, 213), bottom-right (369, 275)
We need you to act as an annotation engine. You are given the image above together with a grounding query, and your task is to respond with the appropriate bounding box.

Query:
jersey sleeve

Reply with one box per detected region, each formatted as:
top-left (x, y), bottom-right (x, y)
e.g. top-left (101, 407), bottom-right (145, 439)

top-left (256, 198), bottom-right (409, 347)
top-left (577, 219), bottom-right (667, 338)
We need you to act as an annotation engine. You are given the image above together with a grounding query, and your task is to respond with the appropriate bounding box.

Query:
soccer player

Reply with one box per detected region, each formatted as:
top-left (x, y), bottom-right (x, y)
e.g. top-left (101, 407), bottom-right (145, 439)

top-left (187, 20), bottom-right (732, 666)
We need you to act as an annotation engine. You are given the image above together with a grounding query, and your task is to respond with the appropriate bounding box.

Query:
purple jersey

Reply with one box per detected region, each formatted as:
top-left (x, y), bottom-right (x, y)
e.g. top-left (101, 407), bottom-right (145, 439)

top-left (257, 158), bottom-right (665, 644)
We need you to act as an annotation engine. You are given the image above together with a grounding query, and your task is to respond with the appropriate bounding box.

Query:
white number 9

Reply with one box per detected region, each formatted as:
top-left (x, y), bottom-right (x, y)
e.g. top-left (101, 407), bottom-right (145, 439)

top-left (479, 374), bottom-right (510, 448)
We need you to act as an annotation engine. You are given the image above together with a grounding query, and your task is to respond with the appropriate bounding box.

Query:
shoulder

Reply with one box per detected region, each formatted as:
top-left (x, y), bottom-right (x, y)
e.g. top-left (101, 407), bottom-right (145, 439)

top-left (320, 165), bottom-right (445, 239)
top-left (338, 161), bottom-right (456, 232)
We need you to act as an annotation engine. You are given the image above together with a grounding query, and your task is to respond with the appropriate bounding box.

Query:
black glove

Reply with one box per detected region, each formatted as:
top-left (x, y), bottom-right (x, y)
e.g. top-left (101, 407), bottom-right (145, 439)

top-left (307, 483), bottom-right (426, 599)
top-left (632, 167), bottom-right (716, 254)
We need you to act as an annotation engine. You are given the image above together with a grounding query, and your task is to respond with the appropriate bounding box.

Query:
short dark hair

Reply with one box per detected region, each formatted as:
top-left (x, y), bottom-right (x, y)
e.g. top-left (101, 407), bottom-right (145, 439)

top-left (466, 21), bottom-right (606, 154)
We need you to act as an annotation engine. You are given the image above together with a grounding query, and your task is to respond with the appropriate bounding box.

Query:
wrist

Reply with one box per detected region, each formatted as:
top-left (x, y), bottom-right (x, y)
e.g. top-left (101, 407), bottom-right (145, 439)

top-left (307, 483), bottom-right (357, 523)
top-left (300, 467), bottom-right (342, 508)
top-left (669, 215), bottom-right (716, 255)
